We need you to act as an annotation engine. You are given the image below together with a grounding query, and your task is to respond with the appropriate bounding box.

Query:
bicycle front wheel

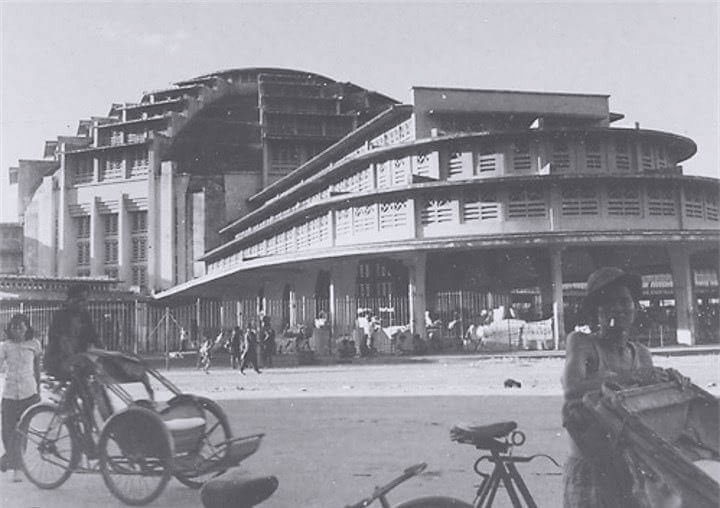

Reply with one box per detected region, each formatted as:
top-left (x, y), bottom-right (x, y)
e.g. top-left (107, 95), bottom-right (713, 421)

top-left (18, 403), bottom-right (80, 489)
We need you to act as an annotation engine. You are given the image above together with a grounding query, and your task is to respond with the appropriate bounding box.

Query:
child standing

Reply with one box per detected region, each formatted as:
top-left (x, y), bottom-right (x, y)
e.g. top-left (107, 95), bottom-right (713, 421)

top-left (0, 314), bottom-right (42, 482)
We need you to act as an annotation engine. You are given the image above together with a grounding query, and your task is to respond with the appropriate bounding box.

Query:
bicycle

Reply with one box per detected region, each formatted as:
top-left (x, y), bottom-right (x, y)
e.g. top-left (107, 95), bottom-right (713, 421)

top-left (345, 421), bottom-right (559, 508)
top-left (17, 350), bottom-right (264, 506)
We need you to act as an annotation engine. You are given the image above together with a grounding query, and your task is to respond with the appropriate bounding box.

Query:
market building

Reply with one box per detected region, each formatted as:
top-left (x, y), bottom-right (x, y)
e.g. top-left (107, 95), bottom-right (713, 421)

top-left (156, 85), bottom-right (719, 347)
top-left (6, 69), bottom-right (719, 350)
top-left (11, 68), bottom-right (396, 293)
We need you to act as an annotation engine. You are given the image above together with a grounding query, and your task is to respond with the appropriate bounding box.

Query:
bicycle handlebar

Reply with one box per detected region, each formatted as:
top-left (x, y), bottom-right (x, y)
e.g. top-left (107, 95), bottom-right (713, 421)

top-left (344, 463), bottom-right (427, 508)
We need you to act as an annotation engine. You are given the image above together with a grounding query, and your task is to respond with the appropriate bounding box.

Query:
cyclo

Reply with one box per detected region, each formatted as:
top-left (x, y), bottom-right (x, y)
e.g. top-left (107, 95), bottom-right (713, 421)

top-left (16, 349), bottom-right (263, 506)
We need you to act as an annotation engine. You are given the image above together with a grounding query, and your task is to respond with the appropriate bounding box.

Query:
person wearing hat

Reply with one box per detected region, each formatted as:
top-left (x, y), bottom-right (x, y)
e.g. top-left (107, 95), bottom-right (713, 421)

top-left (561, 267), bottom-right (687, 508)
top-left (45, 284), bottom-right (105, 380)
top-left (561, 267), bottom-right (654, 507)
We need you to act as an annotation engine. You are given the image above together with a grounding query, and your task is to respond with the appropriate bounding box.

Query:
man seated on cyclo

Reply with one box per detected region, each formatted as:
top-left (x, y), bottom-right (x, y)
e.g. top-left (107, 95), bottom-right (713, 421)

top-left (44, 285), bottom-right (113, 431)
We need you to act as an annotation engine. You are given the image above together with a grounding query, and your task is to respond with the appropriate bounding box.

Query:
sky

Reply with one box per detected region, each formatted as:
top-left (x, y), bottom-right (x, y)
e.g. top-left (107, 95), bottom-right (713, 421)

top-left (0, 1), bottom-right (718, 221)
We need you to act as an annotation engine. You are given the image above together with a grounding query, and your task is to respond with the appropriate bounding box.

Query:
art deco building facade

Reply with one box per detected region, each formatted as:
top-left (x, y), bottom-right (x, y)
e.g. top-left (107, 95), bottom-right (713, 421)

top-left (13, 68), bottom-right (395, 293)
top-left (158, 87), bottom-right (719, 345)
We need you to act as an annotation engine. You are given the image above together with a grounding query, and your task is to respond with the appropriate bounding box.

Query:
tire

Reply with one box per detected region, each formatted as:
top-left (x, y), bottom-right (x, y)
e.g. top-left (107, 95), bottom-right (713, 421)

top-left (98, 406), bottom-right (173, 506)
top-left (18, 403), bottom-right (80, 489)
top-left (174, 396), bottom-right (233, 489)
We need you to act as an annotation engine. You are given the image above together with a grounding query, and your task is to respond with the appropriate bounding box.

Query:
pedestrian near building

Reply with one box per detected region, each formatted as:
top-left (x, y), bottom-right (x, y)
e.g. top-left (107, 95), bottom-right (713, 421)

top-left (229, 326), bottom-right (243, 370)
top-left (259, 317), bottom-right (275, 368)
top-left (0, 314), bottom-right (42, 482)
top-left (240, 321), bottom-right (261, 374)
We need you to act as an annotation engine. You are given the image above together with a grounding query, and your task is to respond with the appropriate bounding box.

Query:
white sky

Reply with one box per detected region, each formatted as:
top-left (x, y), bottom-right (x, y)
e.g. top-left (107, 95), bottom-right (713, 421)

top-left (1, 1), bottom-right (718, 221)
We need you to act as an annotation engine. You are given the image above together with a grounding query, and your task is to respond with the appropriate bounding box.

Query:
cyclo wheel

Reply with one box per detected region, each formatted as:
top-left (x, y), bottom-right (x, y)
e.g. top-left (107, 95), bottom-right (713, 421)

top-left (98, 406), bottom-right (173, 506)
top-left (18, 403), bottom-right (80, 489)
top-left (174, 396), bottom-right (232, 489)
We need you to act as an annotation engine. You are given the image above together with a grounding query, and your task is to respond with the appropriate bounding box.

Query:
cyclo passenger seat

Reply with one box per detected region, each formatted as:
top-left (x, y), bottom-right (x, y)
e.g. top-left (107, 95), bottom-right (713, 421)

top-left (450, 421), bottom-right (517, 453)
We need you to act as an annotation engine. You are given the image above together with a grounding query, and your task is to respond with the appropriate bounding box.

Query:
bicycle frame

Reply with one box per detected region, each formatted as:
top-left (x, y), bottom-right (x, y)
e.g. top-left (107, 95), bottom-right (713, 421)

top-left (472, 450), bottom-right (539, 508)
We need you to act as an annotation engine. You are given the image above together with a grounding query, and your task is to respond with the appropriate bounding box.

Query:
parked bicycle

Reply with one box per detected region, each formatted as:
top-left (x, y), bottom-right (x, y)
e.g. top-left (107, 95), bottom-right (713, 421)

top-left (345, 421), bottom-right (559, 508)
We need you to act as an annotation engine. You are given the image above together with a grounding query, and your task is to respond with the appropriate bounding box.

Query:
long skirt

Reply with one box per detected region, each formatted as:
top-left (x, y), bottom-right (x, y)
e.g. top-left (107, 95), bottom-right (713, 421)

top-left (563, 455), bottom-right (638, 508)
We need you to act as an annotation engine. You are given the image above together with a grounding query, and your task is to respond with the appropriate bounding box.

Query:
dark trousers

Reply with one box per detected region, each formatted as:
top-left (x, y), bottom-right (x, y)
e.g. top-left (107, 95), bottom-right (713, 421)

top-left (261, 344), bottom-right (274, 367)
top-left (2, 394), bottom-right (41, 470)
top-left (240, 347), bottom-right (260, 373)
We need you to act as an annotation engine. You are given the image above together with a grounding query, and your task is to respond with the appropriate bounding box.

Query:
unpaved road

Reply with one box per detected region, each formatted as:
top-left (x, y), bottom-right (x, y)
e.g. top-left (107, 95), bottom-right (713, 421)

top-left (1, 354), bottom-right (717, 508)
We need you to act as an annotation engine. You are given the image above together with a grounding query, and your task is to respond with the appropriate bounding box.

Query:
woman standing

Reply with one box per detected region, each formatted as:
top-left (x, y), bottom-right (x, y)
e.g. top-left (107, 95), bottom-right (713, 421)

top-left (0, 314), bottom-right (42, 482)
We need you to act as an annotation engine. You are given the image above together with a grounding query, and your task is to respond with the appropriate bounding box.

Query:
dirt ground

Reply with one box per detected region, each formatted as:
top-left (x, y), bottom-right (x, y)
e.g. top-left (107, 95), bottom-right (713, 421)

top-left (1, 354), bottom-right (718, 508)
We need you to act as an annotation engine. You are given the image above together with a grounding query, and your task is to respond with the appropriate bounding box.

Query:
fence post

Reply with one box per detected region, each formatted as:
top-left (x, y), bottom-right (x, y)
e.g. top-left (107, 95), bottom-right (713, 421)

top-left (164, 306), bottom-right (170, 370)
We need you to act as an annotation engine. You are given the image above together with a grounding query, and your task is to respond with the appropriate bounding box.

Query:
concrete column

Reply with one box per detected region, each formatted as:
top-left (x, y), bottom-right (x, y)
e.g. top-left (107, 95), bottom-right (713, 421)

top-left (191, 191), bottom-right (206, 278)
top-left (90, 198), bottom-right (102, 276)
top-left (159, 161), bottom-right (176, 288)
top-left (118, 194), bottom-right (131, 286)
top-left (668, 245), bottom-right (696, 345)
top-left (408, 252), bottom-right (428, 338)
top-left (550, 247), bottom-right (565, 350)
top-left (146, 147), bottom-right (158, 292)
top-left (174, 174), bottom-right (190, 283)
top-left (329, 259), bottom-right (358, 335)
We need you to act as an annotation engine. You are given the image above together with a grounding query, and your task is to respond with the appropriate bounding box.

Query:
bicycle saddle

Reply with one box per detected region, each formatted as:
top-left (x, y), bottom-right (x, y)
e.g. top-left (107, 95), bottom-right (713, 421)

top-left (450, 421), bottom-right (517, 444)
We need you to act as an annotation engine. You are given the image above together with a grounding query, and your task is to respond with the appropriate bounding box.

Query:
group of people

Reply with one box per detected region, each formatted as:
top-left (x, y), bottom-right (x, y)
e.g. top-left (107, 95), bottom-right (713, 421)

top-left (1, 284), bottom-right (101, 482)
top-left (197, 316), bottom-right (276, 374)
top-left (0, 269), bottom-right (703, 506)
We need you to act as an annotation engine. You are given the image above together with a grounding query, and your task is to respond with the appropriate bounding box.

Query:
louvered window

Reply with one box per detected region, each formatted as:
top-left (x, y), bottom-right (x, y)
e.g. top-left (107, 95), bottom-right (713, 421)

top-left (463, 191), bottom-right (499, 222)
top-left (607, 185), bottom-right (641, 216)
top-left (296, 222), bottom-right (310, 251)
top-left (561, 187), bottom-right (599, 216)
top-left (131, 237), bottom-right (147, 262)
top-left (73, 157), bottom-right (93, 184)
top-left (129, 147), bottom-right (149, 177)
top-left (641, 143), bottom-right (653, 170)
top-left (376, 161), bottom-right (391, 189)
top-left (647, 186), bottom-right (676, 216)
top-left (104, 267), bottom-right (119, 279)
top-left (104, 214), bottom-right (118, 235)
top-left (353, 205), bottom-right (377, 233)
top-left (110, 131), bottom-right (124, 146)
top-left (358, 168), bottom-right (372, 192)
top-left (77, 268), bottom-right (91, 277)
top-left (77, 241), bottom-right (90, 266)
top-left (705, 190), bottom-right (719, 221)
top-left (475, 152), bottom-right (496, 174)
top-left (552, 141), bottom-right (570, 171)
top-left (508, 189), bottom-right (546, 218)
top-left (392, 158), bottom-right (409, 185)
top-left (448, 151), bottom-right (464, 179)
top-left (512, 142), bottom-right (532, 172)
top-left (102, 157), bottom-right (124, 180)
top-left (266, 235), bottom-right (278, 256)
top-left (76, 216), bottom-right (91, 238)
top-left (130, 211), bottom-right (147, 233)
top-left (585, 140), bottom-right (602, 170)
top-left (104, 240), bottom-right (119, 263)
top-left (421, 198), bottom-right (453, 225)
top-left (684, 187), bottom-right (704, 219)
top-left (615, 140), bottom-right (631, 171)
top-left (336, 208), bottom-right (352, 238)
top-left (379, 200), bottom-right (408, 230)
top-left (131, 266), bottom-right (147, 287)
top-left (414, 152), bottom-right (432, 177)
